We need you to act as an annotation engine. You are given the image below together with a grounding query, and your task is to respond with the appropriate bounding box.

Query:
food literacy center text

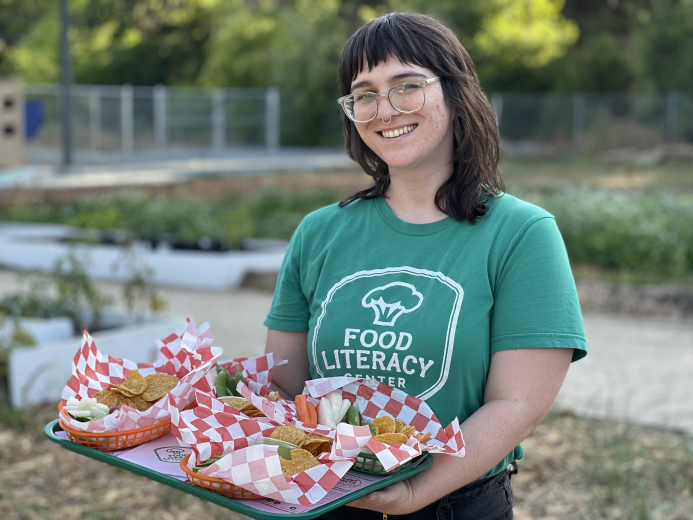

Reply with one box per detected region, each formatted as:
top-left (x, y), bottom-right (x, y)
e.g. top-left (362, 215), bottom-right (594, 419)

top-left (320, 328), bottom-right (436, 388)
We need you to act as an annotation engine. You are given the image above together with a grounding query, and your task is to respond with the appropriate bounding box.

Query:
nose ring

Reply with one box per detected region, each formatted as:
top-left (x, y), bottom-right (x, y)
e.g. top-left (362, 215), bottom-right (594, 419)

top-left (381, 116), bottom-right (392, 124)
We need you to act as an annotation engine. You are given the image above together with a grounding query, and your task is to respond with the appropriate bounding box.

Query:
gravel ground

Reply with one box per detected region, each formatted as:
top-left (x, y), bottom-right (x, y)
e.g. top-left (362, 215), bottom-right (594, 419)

top-left (1, 405), bottom-right (691, 520)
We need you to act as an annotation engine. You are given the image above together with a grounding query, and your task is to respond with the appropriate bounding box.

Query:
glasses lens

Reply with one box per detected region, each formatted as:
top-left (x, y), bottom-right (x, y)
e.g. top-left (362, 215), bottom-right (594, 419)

top-left (346, 92), bottom-right (378, 122)
top-left (389, 82), bottom-right (425, 113)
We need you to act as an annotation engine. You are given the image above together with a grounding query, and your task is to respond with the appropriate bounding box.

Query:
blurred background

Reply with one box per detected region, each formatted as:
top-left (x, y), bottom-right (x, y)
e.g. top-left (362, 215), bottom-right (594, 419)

top-left (0, 1), bottom-right (692, 519)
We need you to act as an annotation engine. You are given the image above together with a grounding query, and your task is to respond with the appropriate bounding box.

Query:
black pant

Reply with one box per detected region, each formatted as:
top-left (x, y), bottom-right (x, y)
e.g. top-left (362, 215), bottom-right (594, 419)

top-left (317, 469), bottom-right (514, 520)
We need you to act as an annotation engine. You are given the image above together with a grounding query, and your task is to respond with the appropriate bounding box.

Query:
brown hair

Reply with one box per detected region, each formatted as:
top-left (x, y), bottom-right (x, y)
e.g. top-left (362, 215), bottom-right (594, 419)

top-left (338, 12), bottom-right (503, 223)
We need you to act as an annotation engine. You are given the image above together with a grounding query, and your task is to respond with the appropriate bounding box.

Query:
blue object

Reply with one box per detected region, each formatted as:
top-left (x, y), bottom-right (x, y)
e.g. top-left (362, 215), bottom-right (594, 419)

top-left (25, 99), bottom-right (43, 139)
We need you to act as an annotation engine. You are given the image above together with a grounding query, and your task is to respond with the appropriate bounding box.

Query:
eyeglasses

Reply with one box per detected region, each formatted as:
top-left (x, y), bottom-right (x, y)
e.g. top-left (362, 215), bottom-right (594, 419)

top-left (337, 77), bottom-right (441, 123)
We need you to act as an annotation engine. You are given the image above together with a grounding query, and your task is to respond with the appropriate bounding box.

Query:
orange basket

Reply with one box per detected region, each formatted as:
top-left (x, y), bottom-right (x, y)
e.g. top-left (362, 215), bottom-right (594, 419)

top-left (57, 401), bottom-right (179, 452)
top-left (180, 454), bottom-right (261, 500)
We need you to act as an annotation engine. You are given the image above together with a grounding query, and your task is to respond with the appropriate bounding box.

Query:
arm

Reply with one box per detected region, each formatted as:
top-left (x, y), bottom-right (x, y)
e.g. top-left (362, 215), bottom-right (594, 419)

top-left (264, 328), bottom-right (310, 399)
top-left (348, 347), bottom-right (574, 515)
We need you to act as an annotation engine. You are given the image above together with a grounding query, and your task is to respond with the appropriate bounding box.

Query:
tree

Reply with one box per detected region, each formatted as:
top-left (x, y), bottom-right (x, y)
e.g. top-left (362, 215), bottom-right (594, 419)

top-left (632, 0), bottom-right (693, 91)
top-left (4, 0), bottom-right (219, 85)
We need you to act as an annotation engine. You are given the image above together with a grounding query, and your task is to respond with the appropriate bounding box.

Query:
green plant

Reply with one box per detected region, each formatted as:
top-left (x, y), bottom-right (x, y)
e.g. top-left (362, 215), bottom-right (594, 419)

top-left (525, 190), bottom-right (693, 277)
top-left (0, 249), bottom-right (113, 333)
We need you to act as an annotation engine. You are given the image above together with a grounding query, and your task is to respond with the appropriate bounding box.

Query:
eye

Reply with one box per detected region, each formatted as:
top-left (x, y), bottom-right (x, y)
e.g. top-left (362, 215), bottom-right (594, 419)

top-left (353, 92), bottom-right (377, 102)
top-left (397, 82), bottom-right (420, 92)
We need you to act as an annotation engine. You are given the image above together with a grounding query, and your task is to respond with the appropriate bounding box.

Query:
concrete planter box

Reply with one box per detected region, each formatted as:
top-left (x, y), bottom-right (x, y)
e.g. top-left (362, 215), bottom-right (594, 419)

top-left (6, 313), bottom-right (184, 408)
top-left (0, 222), bottom-right (286, 290)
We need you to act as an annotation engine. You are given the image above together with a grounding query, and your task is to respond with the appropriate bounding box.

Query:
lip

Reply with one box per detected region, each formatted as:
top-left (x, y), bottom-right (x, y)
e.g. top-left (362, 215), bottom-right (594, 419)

top-left (376, 124), bottom-right (418, 141)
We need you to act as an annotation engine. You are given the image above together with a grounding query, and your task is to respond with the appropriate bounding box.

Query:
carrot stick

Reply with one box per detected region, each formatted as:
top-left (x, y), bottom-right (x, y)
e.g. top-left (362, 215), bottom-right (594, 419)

top-left (295, 395), bottom-right (308, 422)
top-left (306, 401), bottom-right (317, 424)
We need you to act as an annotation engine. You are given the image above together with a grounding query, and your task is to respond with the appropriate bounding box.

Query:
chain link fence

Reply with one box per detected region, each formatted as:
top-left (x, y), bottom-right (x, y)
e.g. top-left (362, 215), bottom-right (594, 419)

top-left (494, 92), bottom-right (693, 158)
top-left (23, 84), bottom-right (279, 162)
top-left (21, 85), bottom-right (693, 161)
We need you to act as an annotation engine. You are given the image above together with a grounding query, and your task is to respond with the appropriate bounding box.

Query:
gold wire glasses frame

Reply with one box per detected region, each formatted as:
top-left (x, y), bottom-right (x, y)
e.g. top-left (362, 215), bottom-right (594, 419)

top-left (337, 77), bottom-right (441, 123)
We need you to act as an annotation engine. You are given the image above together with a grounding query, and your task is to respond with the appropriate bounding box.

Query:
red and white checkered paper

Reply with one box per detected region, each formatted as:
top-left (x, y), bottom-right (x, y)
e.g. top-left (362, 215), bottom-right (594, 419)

top-left (302, 377), bottom-right (466, 472)
top-left (216, 353), bottom-right (286, 397)
top-left (59, 320), bottom-right (221, 432)
top-left (169, 390), bottom-right (372, 505)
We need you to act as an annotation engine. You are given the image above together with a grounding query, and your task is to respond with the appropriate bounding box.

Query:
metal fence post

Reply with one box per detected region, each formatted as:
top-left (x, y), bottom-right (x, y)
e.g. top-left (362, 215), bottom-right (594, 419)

top-left (88, 86), bottom-right (101, 153)
top-left (212, 88), bottom-right (225, 151)
top-left (666, 91), bottom-right (679, 143)
top-left (265, 86), bottom-right (280, 151)
top-left (490, 93), bottom-right (503, 127)
top-left (573, 93), bottom-right (586, 154)
top-left (120, 84), bottom-right (134, 154)
top-left (154, 84), bottom-right (167, 150)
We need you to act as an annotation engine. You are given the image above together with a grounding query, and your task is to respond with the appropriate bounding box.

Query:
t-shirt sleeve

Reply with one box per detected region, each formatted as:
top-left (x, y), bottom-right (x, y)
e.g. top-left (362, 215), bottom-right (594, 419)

top-left (264, 224), bottom-right (311, 332)
top-left (491, 216), bottom-right (587, 362)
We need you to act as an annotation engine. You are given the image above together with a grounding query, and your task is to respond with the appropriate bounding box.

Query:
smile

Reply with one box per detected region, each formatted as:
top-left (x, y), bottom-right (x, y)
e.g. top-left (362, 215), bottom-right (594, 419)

top-left (378, 124), bottom-right (418, 139)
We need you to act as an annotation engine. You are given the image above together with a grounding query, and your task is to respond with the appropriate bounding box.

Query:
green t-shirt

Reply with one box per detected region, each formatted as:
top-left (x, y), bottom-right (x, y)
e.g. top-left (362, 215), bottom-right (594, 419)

top-left (265, 193), bottom-right (586, 480)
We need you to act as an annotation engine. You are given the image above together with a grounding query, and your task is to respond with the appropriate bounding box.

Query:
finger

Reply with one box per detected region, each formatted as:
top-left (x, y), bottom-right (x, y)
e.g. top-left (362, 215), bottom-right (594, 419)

top-left (347, 492), bottom-right (381, 509)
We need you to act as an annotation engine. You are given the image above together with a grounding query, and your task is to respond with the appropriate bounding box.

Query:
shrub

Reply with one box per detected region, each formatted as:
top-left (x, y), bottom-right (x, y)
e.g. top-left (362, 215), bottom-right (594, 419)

top-left (527, 190), bottom-right (693, 277)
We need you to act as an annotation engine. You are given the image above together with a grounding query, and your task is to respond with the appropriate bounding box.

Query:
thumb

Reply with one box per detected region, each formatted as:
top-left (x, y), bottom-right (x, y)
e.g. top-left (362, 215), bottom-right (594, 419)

top-left (365, 492), bottom-right (382, 504)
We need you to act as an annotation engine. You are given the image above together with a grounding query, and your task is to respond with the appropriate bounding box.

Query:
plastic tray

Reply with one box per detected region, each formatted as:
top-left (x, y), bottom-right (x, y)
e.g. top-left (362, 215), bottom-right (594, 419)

top-left (46, 420), bottom-right (432, 520)
top-left (352, 451), bottom-right (412, 475)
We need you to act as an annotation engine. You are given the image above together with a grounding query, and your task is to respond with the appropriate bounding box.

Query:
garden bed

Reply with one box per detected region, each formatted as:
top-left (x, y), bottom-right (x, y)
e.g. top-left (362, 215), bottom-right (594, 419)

top-left (6, 313), bottom-right (183, 408)
top-left (0, 222), bottom-right (287, 290)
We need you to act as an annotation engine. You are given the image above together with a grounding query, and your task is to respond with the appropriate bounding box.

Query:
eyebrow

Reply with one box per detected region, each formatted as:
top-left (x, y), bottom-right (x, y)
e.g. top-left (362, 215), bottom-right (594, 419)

top-left (350, 71), bottom-right (429, 92)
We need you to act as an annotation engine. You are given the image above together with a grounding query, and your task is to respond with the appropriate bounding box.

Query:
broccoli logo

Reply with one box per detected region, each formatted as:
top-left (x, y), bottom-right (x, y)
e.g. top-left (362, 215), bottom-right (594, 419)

top-left (361, 282), bottom-right (424, 326)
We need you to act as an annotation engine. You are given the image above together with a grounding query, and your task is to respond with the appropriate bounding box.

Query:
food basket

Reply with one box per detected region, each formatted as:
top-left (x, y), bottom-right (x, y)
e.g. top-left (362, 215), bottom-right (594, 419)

top-left (57, 401), bottom-right (194, 452)
top-left (352, 451), bottom-right (415, 475)
top-left (180, 455), bottom-right (261, 500)
top-left (58, 418), bottom-right (171, 451)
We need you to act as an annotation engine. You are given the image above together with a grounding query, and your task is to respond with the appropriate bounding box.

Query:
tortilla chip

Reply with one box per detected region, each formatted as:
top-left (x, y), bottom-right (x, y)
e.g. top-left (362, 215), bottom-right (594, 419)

top-left (92, 390), bottom-right (123, 409)
top-left (415, 432), bottom-right (432, 443)
top-left (373, 433), bottom-right (409, 444)
top-left (121, 370), bottom-right (147, 395)
top-left (373, 416), bottom-right (395, 435)
top-left (141, 373), bottom-right (179, 401)
top-left (402, 425), bottom-right (417, 438)
top-left (280, 449), bottom-right (320, 477)
top-left (219, 397), bottom-right (250, 412)
top-left (123, 395), bottom-right (150, 412)
top-left (108, 383), bottom-right (138, 397)
top-left (272, 426), bottom-right (305, 446)
top-left (301, 439), bottom-right (331, 456)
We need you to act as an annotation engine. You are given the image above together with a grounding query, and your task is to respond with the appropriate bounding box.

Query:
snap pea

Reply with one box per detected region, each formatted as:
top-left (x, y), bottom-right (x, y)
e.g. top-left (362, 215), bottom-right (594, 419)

top-left (192, 455), bottom-right (224, 472)
top-left (277, 446), bottom-right (293, 460)
top-left (232, 367), bottom-right (247, 397)
top-left (361, 420), bottom-right (377, 436)
top-left (346, 405), bottom-right (360, 426)
top-left (215, 369), bottom-right (229, 397)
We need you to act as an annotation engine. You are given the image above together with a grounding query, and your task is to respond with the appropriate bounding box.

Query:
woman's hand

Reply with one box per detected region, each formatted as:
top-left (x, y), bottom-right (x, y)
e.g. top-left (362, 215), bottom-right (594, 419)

top-left (348, 479), bottom-right (419, 515)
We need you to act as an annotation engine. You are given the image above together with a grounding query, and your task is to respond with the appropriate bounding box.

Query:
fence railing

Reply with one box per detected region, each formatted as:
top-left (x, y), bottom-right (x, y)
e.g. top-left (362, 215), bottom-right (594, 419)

top-left (492, 92), bottom-right (693, 157)
top-left (22, 85), bottom-right (693, 160)
top-left (24, 84), bottom-right (280, 158)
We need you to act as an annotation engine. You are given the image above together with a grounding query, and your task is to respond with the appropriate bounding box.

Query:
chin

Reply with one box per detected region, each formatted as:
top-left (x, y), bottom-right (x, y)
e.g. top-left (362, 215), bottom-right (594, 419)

top-left (378, 152), bottom-right (419, 169)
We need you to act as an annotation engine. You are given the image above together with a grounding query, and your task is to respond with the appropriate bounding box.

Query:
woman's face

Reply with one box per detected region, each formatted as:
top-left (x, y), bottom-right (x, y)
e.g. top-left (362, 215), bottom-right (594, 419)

top-left (350, 56), bottom-right (454, 172)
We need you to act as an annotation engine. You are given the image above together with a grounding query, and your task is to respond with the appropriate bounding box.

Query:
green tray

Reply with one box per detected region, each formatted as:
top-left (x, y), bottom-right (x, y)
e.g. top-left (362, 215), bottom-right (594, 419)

top-left (45, 420), bottom-right (432, 520)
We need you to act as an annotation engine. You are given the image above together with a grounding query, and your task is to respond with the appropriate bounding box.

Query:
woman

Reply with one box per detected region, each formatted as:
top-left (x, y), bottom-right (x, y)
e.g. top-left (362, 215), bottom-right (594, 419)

top-left (264, 12), bottom-right (586, 519)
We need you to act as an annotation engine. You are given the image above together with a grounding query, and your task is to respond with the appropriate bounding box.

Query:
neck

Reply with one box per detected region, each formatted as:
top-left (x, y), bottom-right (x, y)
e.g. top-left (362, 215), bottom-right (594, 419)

top-left (384, 157), bottom-right (453, 225)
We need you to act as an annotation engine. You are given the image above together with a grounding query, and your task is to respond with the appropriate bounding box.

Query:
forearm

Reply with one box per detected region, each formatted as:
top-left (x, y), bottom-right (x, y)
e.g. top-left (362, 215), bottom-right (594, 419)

top-left (406, 397), bottom-right (542, 510)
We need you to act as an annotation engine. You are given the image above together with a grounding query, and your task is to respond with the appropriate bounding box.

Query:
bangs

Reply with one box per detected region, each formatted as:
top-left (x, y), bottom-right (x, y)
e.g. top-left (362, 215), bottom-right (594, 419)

top-left (339, 13), bottom-right (443, 94)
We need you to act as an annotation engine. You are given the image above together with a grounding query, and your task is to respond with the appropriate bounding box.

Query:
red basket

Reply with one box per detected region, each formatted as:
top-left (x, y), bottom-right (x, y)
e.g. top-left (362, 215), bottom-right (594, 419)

top-left (57, 401), bottom-right (194, 452)
top-left (180, 454), bottom-right (261, 499)
top-left (58, 416), bottom-right (171, 452)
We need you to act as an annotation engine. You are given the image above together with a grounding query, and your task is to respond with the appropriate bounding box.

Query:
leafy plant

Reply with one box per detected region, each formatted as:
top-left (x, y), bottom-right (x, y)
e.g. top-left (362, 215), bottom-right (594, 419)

top-left (0, 249), bottom-right (114, 333)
